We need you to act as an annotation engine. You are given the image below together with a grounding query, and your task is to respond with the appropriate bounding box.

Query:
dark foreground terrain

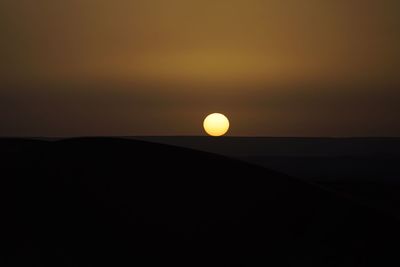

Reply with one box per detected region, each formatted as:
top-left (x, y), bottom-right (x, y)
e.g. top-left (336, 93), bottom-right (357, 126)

top-left (1, 137), bottom-right (400, 266)
top-left (134, 137), bottom-right (400, 182)
top-left (136, 137), bottom-right (400, 217)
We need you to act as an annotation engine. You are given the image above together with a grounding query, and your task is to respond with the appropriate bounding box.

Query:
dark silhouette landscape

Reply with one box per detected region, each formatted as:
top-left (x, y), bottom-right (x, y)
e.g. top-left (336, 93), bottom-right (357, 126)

top-left (135, 137), bottom-right (400, 218)
top-left (1, 137), bottom-right (400, 266)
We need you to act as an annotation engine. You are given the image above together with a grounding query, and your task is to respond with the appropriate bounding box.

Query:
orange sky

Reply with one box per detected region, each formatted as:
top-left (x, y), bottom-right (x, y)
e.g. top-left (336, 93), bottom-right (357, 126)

top-left (0, 0), bottom-right (399, 136)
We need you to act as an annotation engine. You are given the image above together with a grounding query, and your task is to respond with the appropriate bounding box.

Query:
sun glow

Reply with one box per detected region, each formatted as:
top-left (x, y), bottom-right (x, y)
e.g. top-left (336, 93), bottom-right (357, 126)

top-left (203, 113), bottom-right (230, 137)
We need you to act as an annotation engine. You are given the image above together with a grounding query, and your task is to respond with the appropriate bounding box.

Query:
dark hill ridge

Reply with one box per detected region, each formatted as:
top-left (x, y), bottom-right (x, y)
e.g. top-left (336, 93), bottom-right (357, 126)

top-left (1, 137), bottom-right (400, 266)
top-left (132, 136), bottom-right (400, 157)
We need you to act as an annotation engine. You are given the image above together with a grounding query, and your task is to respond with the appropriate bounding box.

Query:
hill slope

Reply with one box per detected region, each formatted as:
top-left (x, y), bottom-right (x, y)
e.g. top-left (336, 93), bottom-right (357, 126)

top-left (1, 138), bottom-right (399, 266)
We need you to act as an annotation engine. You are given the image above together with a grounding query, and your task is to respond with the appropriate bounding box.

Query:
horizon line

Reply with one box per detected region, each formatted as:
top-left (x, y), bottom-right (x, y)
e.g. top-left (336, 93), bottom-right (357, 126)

top-left (1, 135), bottom-right (400, 140)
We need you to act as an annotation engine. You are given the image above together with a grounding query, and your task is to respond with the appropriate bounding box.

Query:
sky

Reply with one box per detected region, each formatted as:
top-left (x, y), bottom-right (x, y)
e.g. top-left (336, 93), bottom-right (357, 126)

top-left (0, 0), bottom-right (399, 136)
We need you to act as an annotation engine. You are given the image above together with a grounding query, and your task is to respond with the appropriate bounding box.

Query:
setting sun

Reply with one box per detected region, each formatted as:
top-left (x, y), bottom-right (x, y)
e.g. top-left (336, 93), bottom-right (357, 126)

top-left (203, 113), bottom-right (230, 136)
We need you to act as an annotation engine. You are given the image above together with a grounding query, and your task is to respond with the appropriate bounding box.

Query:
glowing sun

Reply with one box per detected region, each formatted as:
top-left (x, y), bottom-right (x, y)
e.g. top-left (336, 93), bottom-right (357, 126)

top-left (203, 113), bottom-right (230, 136)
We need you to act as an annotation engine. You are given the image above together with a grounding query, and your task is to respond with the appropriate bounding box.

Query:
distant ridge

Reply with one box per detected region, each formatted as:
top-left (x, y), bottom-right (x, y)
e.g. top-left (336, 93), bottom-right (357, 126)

top-left (132, 136), bottom-right (400, 156)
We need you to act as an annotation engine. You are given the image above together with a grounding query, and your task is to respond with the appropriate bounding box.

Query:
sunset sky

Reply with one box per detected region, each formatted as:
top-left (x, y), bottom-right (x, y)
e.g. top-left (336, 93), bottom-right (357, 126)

top-left (1, 0), bottom-right (399, 136)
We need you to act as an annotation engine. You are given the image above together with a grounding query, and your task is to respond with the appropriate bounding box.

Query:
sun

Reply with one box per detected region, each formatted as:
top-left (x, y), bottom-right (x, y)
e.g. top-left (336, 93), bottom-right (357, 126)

top-left (203, 113), bottom-right (230, 136)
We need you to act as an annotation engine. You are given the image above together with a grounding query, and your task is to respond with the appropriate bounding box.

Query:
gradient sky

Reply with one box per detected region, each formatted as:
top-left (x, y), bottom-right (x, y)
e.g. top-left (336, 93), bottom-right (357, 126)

top-left (1, 0), bottom-right (399, 136)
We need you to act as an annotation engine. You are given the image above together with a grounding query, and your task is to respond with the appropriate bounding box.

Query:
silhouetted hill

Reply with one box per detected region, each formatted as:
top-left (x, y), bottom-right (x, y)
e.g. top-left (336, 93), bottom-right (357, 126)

top-left (133, 137), bottom-right (400, 182)
top-left (133, 137), bottom-right (400, 217)
top-left (132, 136), bottom-right (400, 157)
top-left (1, 138), bottom-right (400, 266)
